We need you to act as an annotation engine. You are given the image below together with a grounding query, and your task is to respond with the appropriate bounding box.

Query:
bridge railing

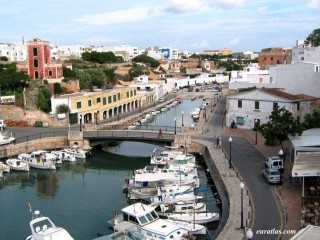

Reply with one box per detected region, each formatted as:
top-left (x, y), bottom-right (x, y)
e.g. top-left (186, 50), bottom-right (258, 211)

top-left (97, 124), bottom-right (181, 133)
top-left (13, 131), bottom-right (68, 144)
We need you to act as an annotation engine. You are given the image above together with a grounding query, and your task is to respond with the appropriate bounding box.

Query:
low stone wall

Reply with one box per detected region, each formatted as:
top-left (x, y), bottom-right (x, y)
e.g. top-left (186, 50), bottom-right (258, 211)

top-left (0, 136), bottom-right (68, 159)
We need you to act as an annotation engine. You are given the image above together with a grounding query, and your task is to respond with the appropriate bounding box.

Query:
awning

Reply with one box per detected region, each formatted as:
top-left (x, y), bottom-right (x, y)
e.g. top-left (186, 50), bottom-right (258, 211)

top-left (292, 152), bottom-right (320, 177)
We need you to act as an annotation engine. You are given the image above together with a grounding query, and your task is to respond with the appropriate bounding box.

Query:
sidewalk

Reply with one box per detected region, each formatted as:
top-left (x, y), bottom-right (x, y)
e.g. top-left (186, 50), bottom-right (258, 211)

top-left (224, 127), bottom-right (301, 239)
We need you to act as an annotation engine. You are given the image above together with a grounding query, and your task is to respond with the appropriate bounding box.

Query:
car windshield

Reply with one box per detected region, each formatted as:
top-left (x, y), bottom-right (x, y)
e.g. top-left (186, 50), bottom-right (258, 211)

top-left (270, 171), bottom-right (279, 175)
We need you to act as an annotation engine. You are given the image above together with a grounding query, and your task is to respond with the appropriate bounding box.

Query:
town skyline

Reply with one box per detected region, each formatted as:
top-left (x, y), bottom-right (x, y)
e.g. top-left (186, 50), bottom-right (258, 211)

top-left (0, 0), bottom-right (319, 52)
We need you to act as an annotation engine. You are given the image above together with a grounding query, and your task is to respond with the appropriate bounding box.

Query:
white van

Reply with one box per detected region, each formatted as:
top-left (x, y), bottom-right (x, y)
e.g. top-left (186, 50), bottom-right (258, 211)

top-left (0, 119), bottom-right (6, 130)
top-left (265, 155), bottom-right (283, 172)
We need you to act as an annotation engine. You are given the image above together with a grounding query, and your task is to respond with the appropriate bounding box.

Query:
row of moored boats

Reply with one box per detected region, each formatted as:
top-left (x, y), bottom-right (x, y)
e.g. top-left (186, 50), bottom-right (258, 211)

top-left (0, 147), bottom-right (92, 174)
top-left (96, 147), bottom-right (220, 239)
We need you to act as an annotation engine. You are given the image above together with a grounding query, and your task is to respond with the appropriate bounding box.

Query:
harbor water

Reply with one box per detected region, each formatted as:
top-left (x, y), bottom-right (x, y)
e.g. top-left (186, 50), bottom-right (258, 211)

top-left (0, 98), bottom-right (220, 240)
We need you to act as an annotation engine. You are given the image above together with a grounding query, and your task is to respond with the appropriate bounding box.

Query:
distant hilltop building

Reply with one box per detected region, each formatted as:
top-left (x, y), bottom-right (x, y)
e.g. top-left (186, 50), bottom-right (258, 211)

top-left (159, 47), bottom-right (179, 60)
top-left (258, 47), bottom-right (292, 70)
top-left (17, 38), bottom-right (63, 81)
top-left (202, 48), bottom-right (233, 56)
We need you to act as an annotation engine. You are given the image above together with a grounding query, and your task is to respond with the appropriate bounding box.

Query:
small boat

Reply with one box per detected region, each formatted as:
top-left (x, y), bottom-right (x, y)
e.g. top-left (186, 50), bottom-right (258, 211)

top-left (108, 202), bottom-right (192, 240)
top-left (26, 205), bottom-right (74, 240)
top-left (6, 158), bottom-right (30, 171)
top-left (62, 147), bottom-right (89, 159)
top-left (0, 170), bottom-right (3, 178)
top-left (18, 150), bottom-right (56, 170)
top-left (51, 150), bottom-right (76, 162)
top-left (0, 161), bottom-right (11, 173)
top-left (0, 131), bottom-right (16, 146)
top-left (167, 211), bottom-right (220, 224)
top-left (166, 219), bottom-right (207, 235)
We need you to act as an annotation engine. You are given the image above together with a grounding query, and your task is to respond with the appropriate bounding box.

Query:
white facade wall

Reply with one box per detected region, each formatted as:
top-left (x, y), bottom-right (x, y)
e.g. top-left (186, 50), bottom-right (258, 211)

top-left (50, 97), bottom-right (69, 114)
top-left (146, 49), bottom-right (163, 60)
top-left (51, 44), bottom-right (86, 60)
top-left (0, 42), bottom-right (27, 61)
top-left (291, 46), bottom-right (320, 64)
top-left (226, 90), bottom-right (298, 129)
top-left (270, 62), bottom-right (320, 97)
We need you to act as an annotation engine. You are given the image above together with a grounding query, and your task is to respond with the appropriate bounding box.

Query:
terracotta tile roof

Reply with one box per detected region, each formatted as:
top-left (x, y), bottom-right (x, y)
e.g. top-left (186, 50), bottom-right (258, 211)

top-left (259, 88), bottom-right (317, 101)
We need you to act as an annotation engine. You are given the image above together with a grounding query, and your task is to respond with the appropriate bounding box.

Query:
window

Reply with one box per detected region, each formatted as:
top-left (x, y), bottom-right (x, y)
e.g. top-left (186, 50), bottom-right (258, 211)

top-left (297, 102), bottom-right (300, 111)
top-left (108, 96), bottom-right (112, 103)
top-left (259, 78), bottom-right (263, 83)
top-left (113, 95), bottom-right (117, 102)
top-left (238, 100), bottom-right (242, 108)
top-left (103, 97), bottom-right (106, 105)
top-left (134, 90), bottom-right (137, 95)
top-left (297, 116), bottom-right (300, 124)
top-left (33, 48), bottom-right (38, 56)
top-left (126, 92), bottom-right (129, 98)
top-left (130, 91), bottom-right (133, 97)
top-left (236, 116), bottom-right (244, 125)
top-left (77, 102), bottom-right (81, 109)
top-left (273, 102), bottom-right (278, 110)
top-left (315, 66), bottom-right (320, 72)
top-left (97, 97), bottom-right (101, 103)
top-left (88, 100), bottom-right (92, 106)
top-left (48, 71), bottom-right (52, 77)
top-left (34, 60), bottom-right (38, 68)
top-left (117, 93), bottom-right (120, 100)
top-left (271, 57), bottom-right (273, 61)
top-left (270, 77), bottom-right (273, 84)
top-left (301, 57), bottom-right (304, 61)
top-left (255, 101), bottom-right (259, 110)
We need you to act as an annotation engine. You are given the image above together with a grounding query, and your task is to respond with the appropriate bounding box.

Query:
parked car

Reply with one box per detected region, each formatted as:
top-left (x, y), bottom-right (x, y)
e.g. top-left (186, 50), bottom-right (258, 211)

top-left (262, 169), bottom-right (282, 184)
top-left (265, 155), bottom-right (284, 172)
top-left (158, 98), bottom-right (165, 103)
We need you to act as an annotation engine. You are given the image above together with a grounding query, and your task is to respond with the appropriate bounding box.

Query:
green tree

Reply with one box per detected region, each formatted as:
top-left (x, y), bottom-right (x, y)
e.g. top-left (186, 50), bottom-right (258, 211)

top-left (132, 54), bottom-right (160, 68)
top-left (0, 56), bottom-right (8, 61)
top-left (37, 91), bottom-right (49, 112)
top-left (53, 82), bottom-right (62, 95)
top-left (303, 110), bottom-right (320, 129)
top-left (259, 107), bottom-right (304, 148)
top-left (129, 64), bottom-right (145, 80)
top-left (305, 28), bottom-right (320, 47)
top-left (56, 104), bottom-right (70, 114)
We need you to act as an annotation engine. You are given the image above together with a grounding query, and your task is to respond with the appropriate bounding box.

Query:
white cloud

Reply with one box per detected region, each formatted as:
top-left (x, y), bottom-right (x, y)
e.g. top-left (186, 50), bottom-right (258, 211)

top-left (165, 0), bottom-right (207, 13)
top-left (215, 0), bottom-right (246, 9)
top-left (190, 40), bottom-right (210, 50)
top-left (307, 0), bottom-right (320, 8)
top-left (257, 6), bottom-right (269, 13)
top-left (73, 6), bottom-right (160, 26)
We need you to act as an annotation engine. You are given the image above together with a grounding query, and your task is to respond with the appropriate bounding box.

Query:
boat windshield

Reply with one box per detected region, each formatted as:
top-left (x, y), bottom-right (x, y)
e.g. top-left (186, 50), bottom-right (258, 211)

top-left (138, 211), bottom-right (159, 225)
top-left (32, 219), bottom-right (53, 233)
top-left (138, 216), bottom-right (148, 225)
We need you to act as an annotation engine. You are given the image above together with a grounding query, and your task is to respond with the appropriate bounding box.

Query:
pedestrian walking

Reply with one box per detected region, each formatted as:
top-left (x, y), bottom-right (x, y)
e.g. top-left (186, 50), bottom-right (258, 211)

top-left (158, 128), bottom-right (163, 138)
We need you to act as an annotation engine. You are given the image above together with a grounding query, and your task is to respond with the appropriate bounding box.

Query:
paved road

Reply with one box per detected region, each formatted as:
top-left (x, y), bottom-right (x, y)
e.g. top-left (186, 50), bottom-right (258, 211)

top-left (195, 94), bottom-right (283, 240)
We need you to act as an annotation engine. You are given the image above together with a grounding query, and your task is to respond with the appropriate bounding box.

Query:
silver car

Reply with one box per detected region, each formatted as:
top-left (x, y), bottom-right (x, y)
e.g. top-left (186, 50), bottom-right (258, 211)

top-left (262, 169), bottom-right (281, 184)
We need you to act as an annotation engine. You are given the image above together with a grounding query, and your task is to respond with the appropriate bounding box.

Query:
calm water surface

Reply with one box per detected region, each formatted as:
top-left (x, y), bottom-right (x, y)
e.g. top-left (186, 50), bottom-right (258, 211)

top-left (0, 99), bottom-right (218, 240)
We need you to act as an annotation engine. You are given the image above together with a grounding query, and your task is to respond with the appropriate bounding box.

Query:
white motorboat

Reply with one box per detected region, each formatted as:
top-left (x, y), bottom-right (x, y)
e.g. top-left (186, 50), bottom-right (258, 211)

top-left (26, 207), bottom-right (74, 240)
top-left (51, 150), bottom-right (76, 162)
top-left (0, 161), bottom-right (11, 173)
top-left (18, 150), bottom-right (56, 170)
top-left (167, 211), bottom-right (220, 224)
top-left (155, 201), bottom-right (207, 218)
top-left (62, 147), bottom-right (88, 159)
top-left (109, 202), bottom-right (192, 240)
top-left (0, 131), bottom-right (15, 146)
top-left (6, 158), bottom-right (30, 171)
top-left (166, 219), bottom-right (207, 235)
top-left (190, 108), bottom-right (200, 118)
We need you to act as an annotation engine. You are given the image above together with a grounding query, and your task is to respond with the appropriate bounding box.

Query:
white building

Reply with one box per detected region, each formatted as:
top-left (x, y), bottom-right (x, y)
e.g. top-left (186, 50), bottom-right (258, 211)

top-left (146, 46), bottom-right (164, 60)
top-left (291, 43), bottom-right (320, 64)
top-left (0, 41), bottom-right (27, 61)
top-left (51, 44), bottom-right (86, 60)
top-left (226, 88), bottom-right (317, 129)
top-left (270, 62), bottom-right (320, 97)
top-left (243, 51), bottom-right (259, 60)
top-left (130, 77), bottom-right (167, 101)
top-left (229, 63), bottom-right (271, 90)
top-left (159, 47), bottom-right (179, 60)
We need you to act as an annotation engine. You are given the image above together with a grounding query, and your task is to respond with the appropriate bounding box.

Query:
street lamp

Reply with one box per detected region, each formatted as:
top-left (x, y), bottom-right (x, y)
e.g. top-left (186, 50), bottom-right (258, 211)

top-left (174, 117), bottom-right (177, 134)
top-left (181, 111), bottom-right (184, 127)
top-left (240, 181), bottom-right (244, 229)
top-left (254, 119), bottom-right (258, 145)
top-left (229, 137), bottom-right (232, 168)
top-left (79, 114), bottom-right (82, 132)
top-left (246, 228), bottom-right (253, 240)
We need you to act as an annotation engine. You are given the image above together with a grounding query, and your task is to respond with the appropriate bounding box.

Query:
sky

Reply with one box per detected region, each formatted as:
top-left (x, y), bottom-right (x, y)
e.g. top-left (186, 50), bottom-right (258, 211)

top-left (0, 0), bottom-right (319, 53)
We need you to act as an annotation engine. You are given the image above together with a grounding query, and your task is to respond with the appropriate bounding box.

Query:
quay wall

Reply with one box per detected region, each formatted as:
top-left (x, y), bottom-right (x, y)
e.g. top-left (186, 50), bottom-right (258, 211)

top-left (0, 137), bottom-right (68, 159)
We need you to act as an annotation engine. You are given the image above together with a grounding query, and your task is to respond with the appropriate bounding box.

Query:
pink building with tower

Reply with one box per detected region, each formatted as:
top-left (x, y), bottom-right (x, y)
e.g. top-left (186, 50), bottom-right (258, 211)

top-left (18, 38), bottom-right (63, 81)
